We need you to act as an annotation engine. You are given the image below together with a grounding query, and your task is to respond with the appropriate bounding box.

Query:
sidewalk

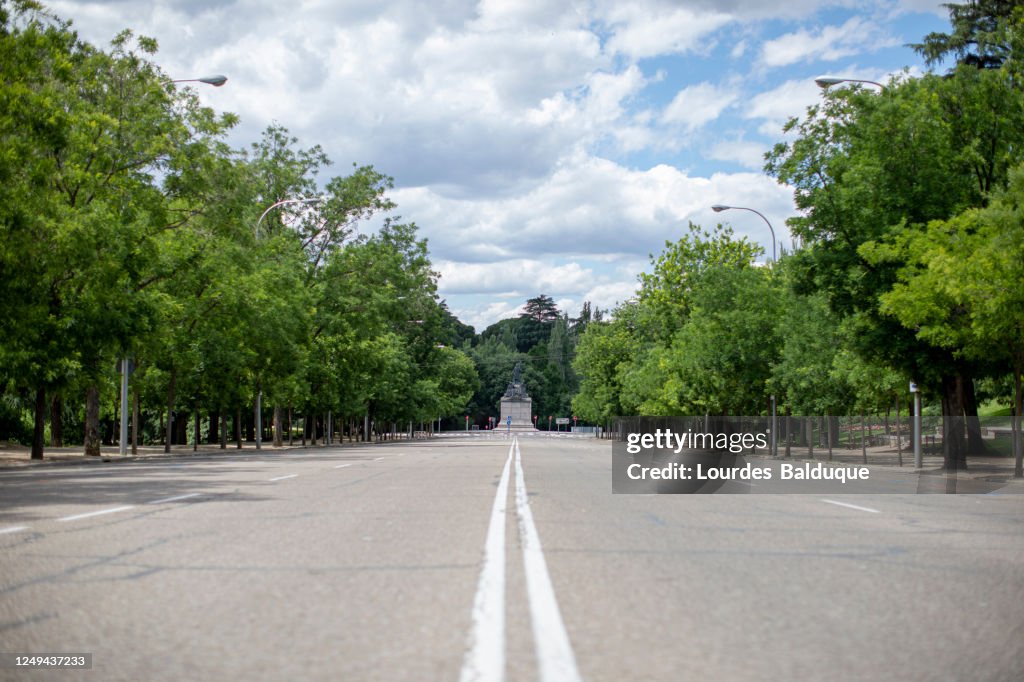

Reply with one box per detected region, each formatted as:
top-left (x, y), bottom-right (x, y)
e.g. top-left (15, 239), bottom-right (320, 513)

top-left (771, 442), bottom-right (1024, 484)
top-left (0, 440), bottom-right (347, 468)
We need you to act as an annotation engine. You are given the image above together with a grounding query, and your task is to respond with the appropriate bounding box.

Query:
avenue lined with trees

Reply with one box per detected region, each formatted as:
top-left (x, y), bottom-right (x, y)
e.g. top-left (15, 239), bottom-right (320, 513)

top-left (0, 1), bottom-right (478, 458)
top-left (2, 1), bottom-right (1021, 475)
top-left (572, 0), bottom-right (1024, 473)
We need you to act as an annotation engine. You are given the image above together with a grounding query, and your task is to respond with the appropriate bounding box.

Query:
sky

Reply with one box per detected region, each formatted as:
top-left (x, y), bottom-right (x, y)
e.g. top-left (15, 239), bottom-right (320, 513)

top-left (50, 0), bottom-right (952, 332)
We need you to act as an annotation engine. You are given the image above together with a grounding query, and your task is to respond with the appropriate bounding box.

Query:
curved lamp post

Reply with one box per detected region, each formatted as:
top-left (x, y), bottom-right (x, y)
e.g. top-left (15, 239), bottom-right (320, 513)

top-left (251, 196), bottom-right (326, 449)
top-left (256, 197), bottom-right (325, 239)
top-left (122, 73), bottom-right (228, 458)
top-left (815, 76), bottom-right (884, 90)
top-left (711, 204), bottom-right (777, 263)
top-left (170, 75), bottom-right (228, 87)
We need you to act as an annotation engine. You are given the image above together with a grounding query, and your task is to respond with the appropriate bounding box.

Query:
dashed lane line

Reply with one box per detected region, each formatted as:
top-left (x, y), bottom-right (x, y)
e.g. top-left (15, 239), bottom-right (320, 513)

top-left (147, 493), bottom-right (202, 505)
top-left (821, 499), bottom-right (881, 514)
top-left (57, 506), bottom-right (136, 522)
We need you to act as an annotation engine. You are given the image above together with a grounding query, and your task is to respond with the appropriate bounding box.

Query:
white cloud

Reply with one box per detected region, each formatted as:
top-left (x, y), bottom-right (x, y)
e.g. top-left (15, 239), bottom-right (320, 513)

top-left (662, 81), bottom-right (739, 131)
top-left (760, 17), bottom-right (899, 68)
top-left (600, 3), bottom-right (735, 60)
top-left (707, 138), bottom-right (769, 170)
top-left (744, 77), bottom-right (823, 136)
top-left (437, 260), bottom-right (597, 296)
top-left (44, 0), bottom-right (940, 330)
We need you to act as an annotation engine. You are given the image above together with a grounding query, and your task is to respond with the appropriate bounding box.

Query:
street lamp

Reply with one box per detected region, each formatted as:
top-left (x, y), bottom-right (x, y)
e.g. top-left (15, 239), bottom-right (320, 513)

top-left (815, 76), bottom-right (884, 90)
top-left (711, 204), bottom-right (777, 262)
top-left (250, 196), bottom-right (326, 449)
top-left (122, 73), bottom-right (228, 457)
top-left (170, 75), bottom-right (228, 87)
top-left (256, 197), bottom-right (325, 239)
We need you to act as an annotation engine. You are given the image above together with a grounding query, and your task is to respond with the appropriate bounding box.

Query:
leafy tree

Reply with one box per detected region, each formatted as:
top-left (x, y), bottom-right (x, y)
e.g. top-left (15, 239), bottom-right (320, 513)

top-left (765, 61), bottom-right (1024, 468)
top-left (912, 0), bottom-right (1020, 70)
top-left (637, 223), bottom-right (762, 343)
top-left (870, 164), bottom-right (1024, 473)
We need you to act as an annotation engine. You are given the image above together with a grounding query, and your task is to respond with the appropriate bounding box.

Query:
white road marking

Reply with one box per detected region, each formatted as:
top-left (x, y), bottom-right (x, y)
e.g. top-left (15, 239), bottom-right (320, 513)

top-left (460, 440), bottom-right (514, 682)
top-left (821, 499), bottom-right (881, 514)
top-left (513, 439), bottom-right (583, 682)
top-left (374, 457), bottom-right (385, 461)
top-left (269, 474), bottom-right (298, 482)
top-left (0, 525), bottom-right (30, 535)
top-left (334, 463), bottom-right (353, 469)
top-left (57, 505), bottom-right (135, 522)
top-left (147, 493), bottom-right (201, 505)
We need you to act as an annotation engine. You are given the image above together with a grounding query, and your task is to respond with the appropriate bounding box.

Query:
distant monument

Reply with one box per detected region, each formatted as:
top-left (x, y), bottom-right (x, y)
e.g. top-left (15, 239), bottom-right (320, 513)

top-left (499, 362), bottom-right (536, 430)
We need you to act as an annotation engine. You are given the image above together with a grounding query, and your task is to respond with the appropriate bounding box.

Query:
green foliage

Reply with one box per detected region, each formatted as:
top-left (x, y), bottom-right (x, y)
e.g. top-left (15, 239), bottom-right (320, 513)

top-left (0, 1), bottom-right (478, 451)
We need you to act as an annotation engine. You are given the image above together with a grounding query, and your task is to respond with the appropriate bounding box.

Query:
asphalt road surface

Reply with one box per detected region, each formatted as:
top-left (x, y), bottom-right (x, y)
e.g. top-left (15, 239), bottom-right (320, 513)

top-left (1, 434), bottom-right (1022, 681)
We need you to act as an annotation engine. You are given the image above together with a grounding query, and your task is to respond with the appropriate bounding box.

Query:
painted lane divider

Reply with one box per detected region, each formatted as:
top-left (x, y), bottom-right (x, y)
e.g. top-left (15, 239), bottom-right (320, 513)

top-left (0, 525), bottom-right (30, 535)
top-left (460, 440), bottom-right (514, 682)
top-left (513, 439), bottom-right (583, 682)
top-left (821, 499), bottom-right (881, 514)
top-left (334, 463), bottom-right (353, 469)
top-left (269, 474), bottom-right (298, 482)
top-left (460, 438), bottom-right (582, 682)
top-left (57, 506), bottom-right (135, 522)
top-left (147, 493), bottom-right (201, 505)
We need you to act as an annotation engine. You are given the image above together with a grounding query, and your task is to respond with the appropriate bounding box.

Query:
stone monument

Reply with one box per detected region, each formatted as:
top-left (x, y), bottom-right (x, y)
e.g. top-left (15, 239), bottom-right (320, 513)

top-left (499, 362), bottom-right (536, 430)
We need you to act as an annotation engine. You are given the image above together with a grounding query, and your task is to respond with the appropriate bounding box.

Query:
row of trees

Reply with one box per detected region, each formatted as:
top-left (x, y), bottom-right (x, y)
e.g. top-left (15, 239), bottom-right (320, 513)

top-left (460, 295), bottom-right (603, 428)
top-left (572, 1), bottom-right (1024, 472)
top-left (0, 1), bottom-right (478, 458)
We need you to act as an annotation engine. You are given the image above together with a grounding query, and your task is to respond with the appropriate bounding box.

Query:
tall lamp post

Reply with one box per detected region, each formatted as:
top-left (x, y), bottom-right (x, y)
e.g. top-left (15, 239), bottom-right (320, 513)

top-left (169, 75), bottom-right (228, 87)
top-left (121, 73), bottom-right (228, 457)
top-left (815, 76), bottom-right (884, 90)
top-left (711, 204), bottom-right (776, 263)
top-left (251, 197), bottom-right (325, 449)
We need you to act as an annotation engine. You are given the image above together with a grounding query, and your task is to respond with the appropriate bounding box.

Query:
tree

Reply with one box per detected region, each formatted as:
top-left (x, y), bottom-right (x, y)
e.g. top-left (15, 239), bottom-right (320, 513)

top-left (870, 164), bottom-right (1024, 474)
top-left (765, 62), bottom-right (1024, 469)
top-left (636, 223), bottom-right (762, 343)
top-left (911, 0), bottom-right (1020, 70)
top-left (0, 4), bottom-right (233, 457)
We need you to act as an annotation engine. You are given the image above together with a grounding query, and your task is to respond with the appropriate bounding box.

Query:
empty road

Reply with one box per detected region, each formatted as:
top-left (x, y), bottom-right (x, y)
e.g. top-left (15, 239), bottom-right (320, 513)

top-left (1, 434), bottom-right (1022, 681)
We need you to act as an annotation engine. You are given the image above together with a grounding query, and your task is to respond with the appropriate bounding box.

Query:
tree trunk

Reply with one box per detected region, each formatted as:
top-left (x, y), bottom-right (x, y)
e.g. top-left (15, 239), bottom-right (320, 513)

top-left (220, 410), bottom-right (227, 450)
top-left (132, 389), bottom-right (139, 455)
top-left (85, 385), bottom-right (101, 456)
top-left (1013, 366), bottom-right (1022, 478)
top-left (274, 405), bottom-right (283, 447)
top-left (960, 372), bottom-right (984, 455)
top-left (896, 396), bottom-right (902, 467)
top-left (175, 411), bottom-right (188, 446)
top-left (49, 392), bottom-right (62, 447)
top-left (860, 413), bottom-right (867, 464)
top-left (245, 408), bottom-right (255, 442)
top-left (235, 406), bottom-right (243, 448)
top-left (32, 387), bottom-right (46, 460)
top-left (288, 406), bottom-right (293, 446)
top-left (193, 408), bottom-right (199, 452)
top-left (826, 413), bottom-right (833, 462)
top-left (209, 410), bottom-right (220, 444)
top-left (941, 373), bottom-right (968, 471)
top-left (165, 371), bottom-right (176, 453)
top-left (806, 418), bottom-right (814, 459)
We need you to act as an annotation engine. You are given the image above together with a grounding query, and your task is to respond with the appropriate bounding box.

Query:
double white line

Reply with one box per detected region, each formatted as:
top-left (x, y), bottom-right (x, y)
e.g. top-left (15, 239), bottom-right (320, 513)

top-left (461, 438), bottom-right (582, 682)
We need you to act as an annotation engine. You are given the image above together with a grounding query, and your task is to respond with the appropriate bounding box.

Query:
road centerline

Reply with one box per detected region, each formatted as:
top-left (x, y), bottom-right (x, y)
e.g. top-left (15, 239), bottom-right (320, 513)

top-left (514, 438), bottom-right (583, 682)
top-left (460, 440), bottom-right (514, 682)
top-left (269, 474), bottom-right (298, 482)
